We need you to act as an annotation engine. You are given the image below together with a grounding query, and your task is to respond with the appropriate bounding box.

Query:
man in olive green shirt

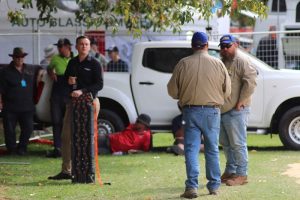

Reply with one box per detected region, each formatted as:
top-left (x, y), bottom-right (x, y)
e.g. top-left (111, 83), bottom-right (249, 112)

top-left (218, 34), bottom-right (257, 186)
top-left (46, 38), bottom-right (73, 158)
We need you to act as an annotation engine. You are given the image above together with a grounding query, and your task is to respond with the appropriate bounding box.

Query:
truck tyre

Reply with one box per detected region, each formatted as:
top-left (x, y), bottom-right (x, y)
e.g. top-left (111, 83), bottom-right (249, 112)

top-left (279, 106), bottom-right (300, 150)
top-left (98, 109), bottom-right (125, 135)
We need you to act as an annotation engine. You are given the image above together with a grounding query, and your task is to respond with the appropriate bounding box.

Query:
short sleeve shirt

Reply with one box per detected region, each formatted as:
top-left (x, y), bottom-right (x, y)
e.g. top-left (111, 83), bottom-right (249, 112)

top-left (49, 55), bottom-right (71, 75)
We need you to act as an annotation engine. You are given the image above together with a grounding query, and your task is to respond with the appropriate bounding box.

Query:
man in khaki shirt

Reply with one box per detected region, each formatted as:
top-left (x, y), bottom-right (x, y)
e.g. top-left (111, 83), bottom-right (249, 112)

top-left (218, 34), bottom-right (257, 186)
top-left (168, 32), bottom-right (231, 199)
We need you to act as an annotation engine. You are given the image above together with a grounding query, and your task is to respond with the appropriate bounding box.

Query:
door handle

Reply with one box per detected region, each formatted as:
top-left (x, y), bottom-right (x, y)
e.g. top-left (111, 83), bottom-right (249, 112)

top-left (139, 81), bottom-right (154, 85)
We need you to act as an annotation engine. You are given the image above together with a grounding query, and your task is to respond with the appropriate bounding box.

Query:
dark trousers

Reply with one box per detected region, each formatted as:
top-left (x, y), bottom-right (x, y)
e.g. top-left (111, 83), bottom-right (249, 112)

top-left (50, 95), bottom-right (67, 149)
top-left (98, 134), bottom-right (111, 154)
top-left (3, 110), bottom-right (34, 151)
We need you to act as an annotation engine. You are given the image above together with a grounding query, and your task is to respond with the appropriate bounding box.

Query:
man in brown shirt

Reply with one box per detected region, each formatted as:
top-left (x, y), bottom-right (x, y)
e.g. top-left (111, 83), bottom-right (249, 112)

top-left (168, 32), bottom-right (231, 198)
top-left (218, 34), bottom-right (257, 186)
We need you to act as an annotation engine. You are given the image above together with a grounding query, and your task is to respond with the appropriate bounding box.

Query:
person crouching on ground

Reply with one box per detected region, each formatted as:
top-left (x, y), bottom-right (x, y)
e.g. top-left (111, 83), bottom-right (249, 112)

top-left (98, 114), bottom-right (152, 155)
top-left (167, 113), bottom-right (205, 156)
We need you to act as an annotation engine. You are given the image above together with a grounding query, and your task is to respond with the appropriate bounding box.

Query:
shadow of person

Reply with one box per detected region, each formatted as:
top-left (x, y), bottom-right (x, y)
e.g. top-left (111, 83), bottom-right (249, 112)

top-left (247, 145), bottom-right (289, 151)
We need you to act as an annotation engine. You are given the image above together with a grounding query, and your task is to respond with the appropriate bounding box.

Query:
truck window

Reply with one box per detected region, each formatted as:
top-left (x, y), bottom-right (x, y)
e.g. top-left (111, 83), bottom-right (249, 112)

top-left (142, 48), bottom-right (193, 73)
top-left (297, 2), bottom-right (300, 22)
top-left (142, 48), bottom-right (221, 73)
top-left (208, 49), bottom-right (221, 59)
top-left (271, 0), bottom-right (287, 12)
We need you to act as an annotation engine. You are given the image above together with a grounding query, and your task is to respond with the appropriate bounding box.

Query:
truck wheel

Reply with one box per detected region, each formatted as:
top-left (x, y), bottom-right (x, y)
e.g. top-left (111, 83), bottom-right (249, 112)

top-left (279, 106), bottom-right (300, 150)
top-left (98, 109), bottom-right (125, 135)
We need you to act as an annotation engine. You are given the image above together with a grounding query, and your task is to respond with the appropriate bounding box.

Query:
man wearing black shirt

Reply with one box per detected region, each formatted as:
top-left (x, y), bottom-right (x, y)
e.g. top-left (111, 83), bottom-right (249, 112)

top-left (49, 36), bottom-right (103, 180)
top-left (0, 48), bottom-right (40, 155)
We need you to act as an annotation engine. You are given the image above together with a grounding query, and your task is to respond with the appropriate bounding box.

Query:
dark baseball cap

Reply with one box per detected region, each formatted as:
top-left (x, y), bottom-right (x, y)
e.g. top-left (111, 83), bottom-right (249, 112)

top-left (106, 46), bottom-right (119, 52)
top-left (54, 38), bottom-right (72, 47)
top-left (136, 114), bottom-right (151, 127)
top-left (191, 32), bottom-right (208, 47)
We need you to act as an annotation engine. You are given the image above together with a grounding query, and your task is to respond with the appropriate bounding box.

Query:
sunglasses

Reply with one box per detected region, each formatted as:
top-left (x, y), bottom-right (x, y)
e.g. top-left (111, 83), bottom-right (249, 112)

top-left (220, 43), bottom-right (233, 49)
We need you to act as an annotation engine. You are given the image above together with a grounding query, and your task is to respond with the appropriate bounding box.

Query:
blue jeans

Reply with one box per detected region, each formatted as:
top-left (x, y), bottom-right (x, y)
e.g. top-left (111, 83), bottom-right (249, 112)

top-left (219, 107), bottom-right (250, 176)
top-left (183, 106), bottom-right (221, 191)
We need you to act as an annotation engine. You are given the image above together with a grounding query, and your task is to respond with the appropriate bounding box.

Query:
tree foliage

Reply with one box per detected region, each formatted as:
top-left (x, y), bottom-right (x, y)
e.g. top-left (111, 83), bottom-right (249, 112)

top-left (7, 0), bottom-right (267, 36)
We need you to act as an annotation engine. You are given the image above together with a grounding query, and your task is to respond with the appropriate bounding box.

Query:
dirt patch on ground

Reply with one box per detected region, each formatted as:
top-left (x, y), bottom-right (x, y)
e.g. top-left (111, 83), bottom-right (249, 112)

top-left (281, 163), bottom-right (300, 184)
top-left (0, 185), bottom-right (11, 200)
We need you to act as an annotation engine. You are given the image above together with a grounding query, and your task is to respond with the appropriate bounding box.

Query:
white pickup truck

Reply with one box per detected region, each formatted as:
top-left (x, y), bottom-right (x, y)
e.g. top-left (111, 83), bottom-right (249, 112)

top-left (35, 41), bottom-right (300, 150)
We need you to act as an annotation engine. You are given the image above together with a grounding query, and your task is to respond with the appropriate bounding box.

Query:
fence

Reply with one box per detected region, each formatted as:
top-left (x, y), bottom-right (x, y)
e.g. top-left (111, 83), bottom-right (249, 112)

top-left (0, 31), bottom-right (188, 70)
top-left (0, 32), bottom-right (79, 65)
top-left (1, 30), bottom-right (300, 70)
top-left (229, 30), bottom-right (300, 70)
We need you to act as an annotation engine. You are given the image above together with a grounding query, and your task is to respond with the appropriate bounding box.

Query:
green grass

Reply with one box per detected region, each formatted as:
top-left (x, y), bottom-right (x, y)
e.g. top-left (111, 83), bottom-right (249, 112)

top-left (1, 133), bottom-right (300, 200)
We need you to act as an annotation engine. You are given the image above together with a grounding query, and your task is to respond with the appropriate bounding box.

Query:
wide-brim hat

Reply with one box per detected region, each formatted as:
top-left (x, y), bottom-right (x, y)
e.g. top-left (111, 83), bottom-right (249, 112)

top-left (44, 44), bottom-right (56, 58)
top-left (9, 47), bottom-right (28, 57)
top-left (136, 114), bottom-right (151, 127)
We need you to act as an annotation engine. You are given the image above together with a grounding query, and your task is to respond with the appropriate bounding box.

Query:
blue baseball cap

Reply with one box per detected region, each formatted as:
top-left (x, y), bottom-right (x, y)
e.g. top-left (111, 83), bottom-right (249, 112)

top-left (192, 32), bottom-right (208, 47)
top-left (219, 34), bottom-right (236, 45)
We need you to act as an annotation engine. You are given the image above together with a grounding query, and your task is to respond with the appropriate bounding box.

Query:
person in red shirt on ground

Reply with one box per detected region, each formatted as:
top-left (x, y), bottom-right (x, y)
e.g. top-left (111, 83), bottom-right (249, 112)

top-left (98, 114), bottom-right (151, 155)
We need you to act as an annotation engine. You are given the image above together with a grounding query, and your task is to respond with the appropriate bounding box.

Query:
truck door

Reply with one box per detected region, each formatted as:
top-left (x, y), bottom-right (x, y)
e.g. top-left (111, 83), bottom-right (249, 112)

top-left (247, 60), bottom-right (264, 126)
top-left (131, 47), bottom-right (193, 126)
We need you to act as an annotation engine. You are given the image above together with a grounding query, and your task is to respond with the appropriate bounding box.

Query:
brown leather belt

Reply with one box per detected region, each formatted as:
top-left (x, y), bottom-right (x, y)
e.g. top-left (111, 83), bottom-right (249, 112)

top-left (184, 105), bottom-right (220, 108)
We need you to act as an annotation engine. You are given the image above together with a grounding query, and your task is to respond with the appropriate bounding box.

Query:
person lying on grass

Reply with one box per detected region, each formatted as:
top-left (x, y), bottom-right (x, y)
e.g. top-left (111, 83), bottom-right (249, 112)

top-left (98, 114), bottom-right (151, 155)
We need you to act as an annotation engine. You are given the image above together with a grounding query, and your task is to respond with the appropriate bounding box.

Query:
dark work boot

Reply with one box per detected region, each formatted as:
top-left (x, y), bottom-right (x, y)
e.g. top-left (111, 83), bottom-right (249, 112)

top-left (48, 172), bottom-right (71, 180)
top-left (180, 188), bottom-right (198, 199)
top-left (46, 148), bottom-right (61, 158)
top-left (226, 175), bottom-right (248, 186)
